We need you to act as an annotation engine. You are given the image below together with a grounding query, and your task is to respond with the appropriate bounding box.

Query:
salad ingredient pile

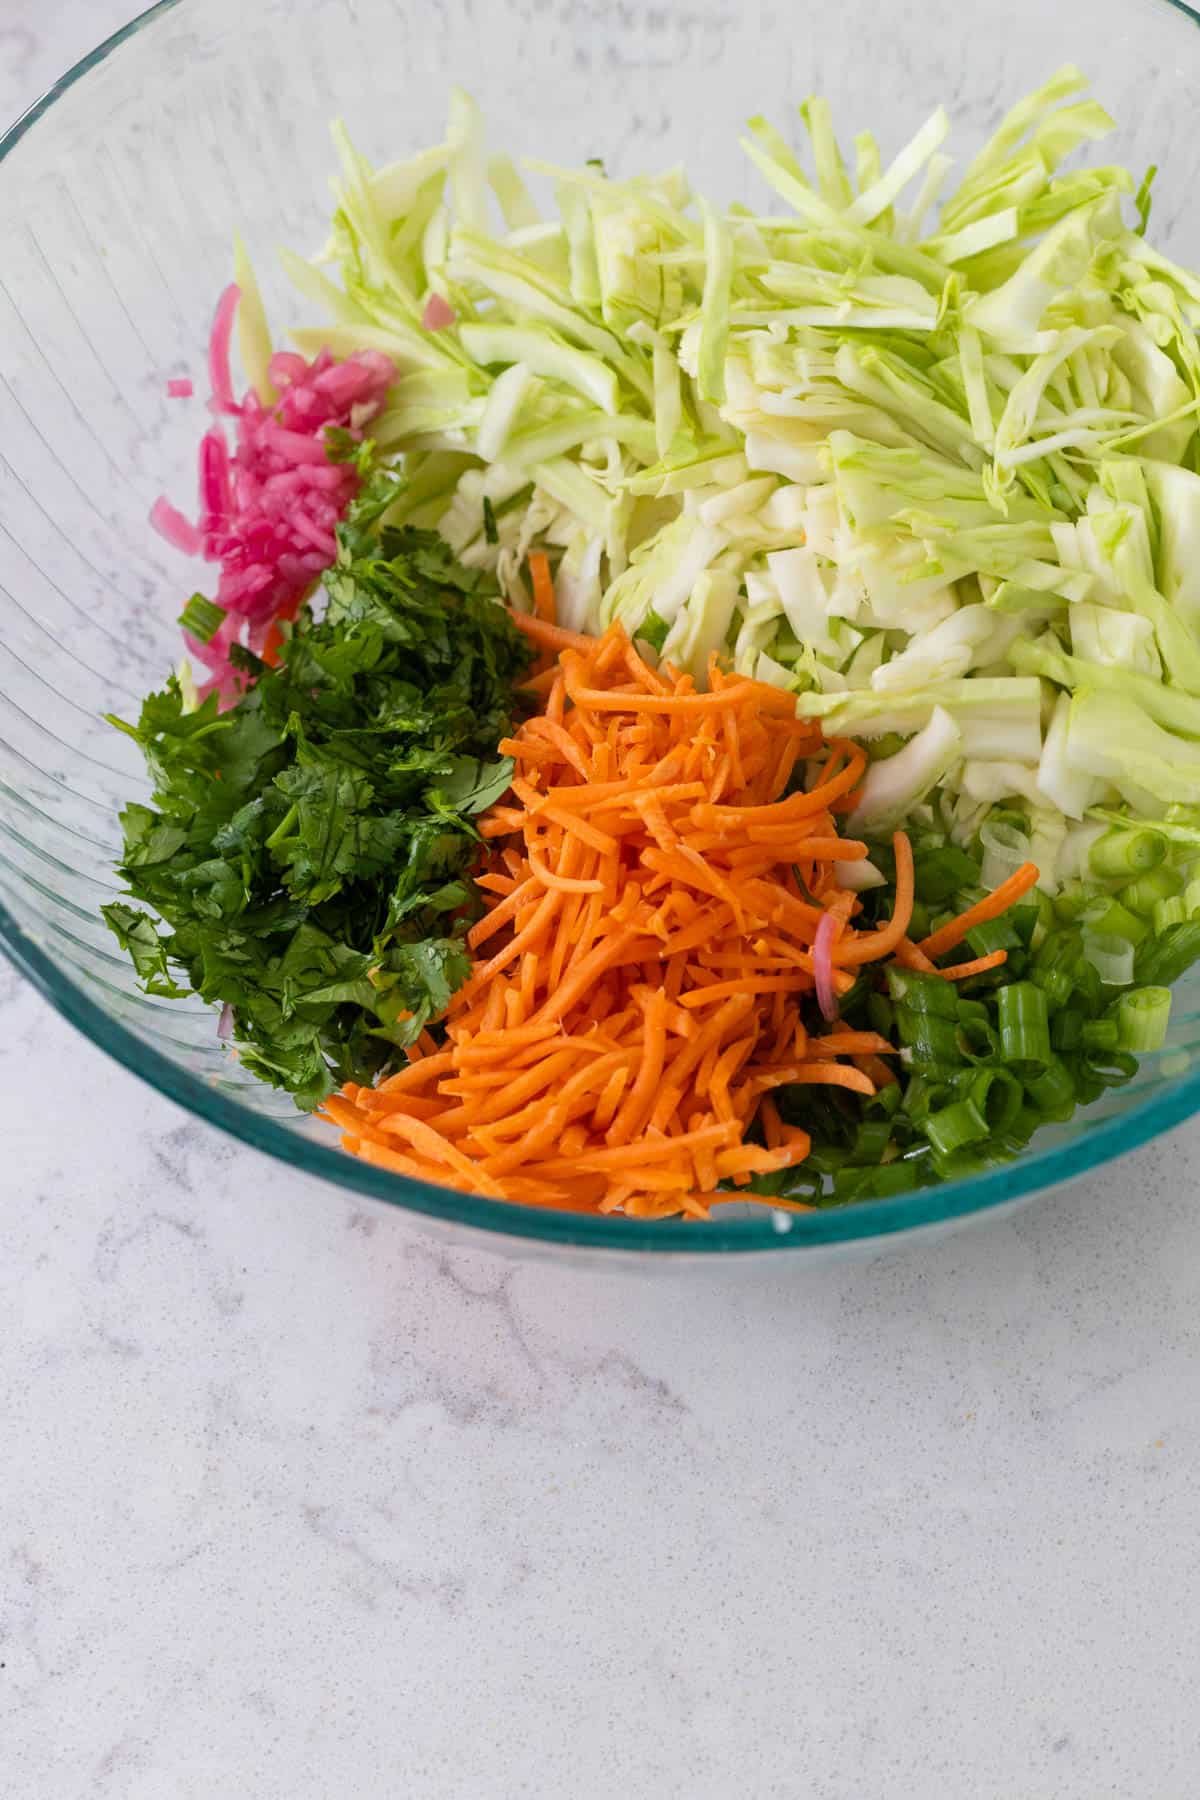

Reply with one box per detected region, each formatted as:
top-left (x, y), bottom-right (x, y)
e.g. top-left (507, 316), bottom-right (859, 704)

top-left (153, 275), bottom-right (395, 703)
top-left (103, 68), bottom-right (1200, 1217)
top-left (326, 621), bottom-right (1158, 1214)
top-left (326, 621), bottom-right (913, 1216)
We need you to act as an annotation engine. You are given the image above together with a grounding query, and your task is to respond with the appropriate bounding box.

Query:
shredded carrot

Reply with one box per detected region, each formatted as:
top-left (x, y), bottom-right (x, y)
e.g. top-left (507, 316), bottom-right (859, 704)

top-left (261, 589), bottom-right (304, 668)
top-left (834, 831), bottom-right (914, 965)
top-left (856, 1053), bottom-right (898, 1091)
top-left (805, 1031), bottom-right (897, 1058)
top-left (893, 936), bottom-right (938, 973)
top-left (940, 948), bottom-right (1009, 981)
top-left (511, 613), bottom-right (593, 656)
top-left (918, 861), bottom-right (1039, 961)
top-left (326, 621), bottom-right (917, 1219)
top-left (528, 551), bottom-right (557, 625)
top-left (760, 1095), bottom-right (785, 1150)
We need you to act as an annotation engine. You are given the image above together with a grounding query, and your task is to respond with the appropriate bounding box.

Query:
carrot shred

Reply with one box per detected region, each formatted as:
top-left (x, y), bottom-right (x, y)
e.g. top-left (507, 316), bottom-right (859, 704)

top-left (805, 1031), bottom-right (897, 1058)
top-left (855, 1053), bottom-right (898, 1091)
top-left (528, 550), bottom-right (557, 624)
top-left (917, 862), bottom-right (1040, 961)
top-left (892, 936), bottom-right (938, 973)
top-left (940, 948), bottom-right (1009, 981)
top-left (511, 612), bottom-right (592, 655)
top-left (834, 832), bottom-right (914, 966)
top-left (328, 623), bottom-right (916, 1218)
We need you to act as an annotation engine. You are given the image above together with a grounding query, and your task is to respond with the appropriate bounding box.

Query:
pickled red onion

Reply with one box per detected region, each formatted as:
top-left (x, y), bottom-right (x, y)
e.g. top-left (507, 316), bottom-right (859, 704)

top-left (150, 286), bottom-right (394, 702)
top-left (814, 908), bottom-right (839, 1023)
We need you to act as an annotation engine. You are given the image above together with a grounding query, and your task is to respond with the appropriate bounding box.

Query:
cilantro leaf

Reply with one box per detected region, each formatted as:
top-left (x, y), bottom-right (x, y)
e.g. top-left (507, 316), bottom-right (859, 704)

top-left (428, 755), bottom-right (515, 816)
top-left (101, 903), bottom-right (191, 998)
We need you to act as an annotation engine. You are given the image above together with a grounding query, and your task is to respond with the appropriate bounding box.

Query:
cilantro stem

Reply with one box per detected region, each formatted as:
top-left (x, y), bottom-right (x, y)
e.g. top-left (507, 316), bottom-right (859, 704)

top-left (265, 802), bottom-right (300, 850)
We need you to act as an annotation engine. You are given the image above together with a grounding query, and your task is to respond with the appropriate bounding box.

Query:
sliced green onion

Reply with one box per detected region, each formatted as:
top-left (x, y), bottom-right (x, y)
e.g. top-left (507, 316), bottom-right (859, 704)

top-left (1070, 1059), bottom-right (1106, 1107)
top-left (1119, 867), bottom-right (1182, 917)
top-left (1031, 931), bottom-right (1082, 1009)
top-left (906, 900), bottom-right (933, 942)
top-left (931, 1142), bottom-right (1008, 1181)
top-left (831, 1161), bottom-right (923, 1202)
top-left (1054, 881), bottom-right (1095, 923)
top-left (750, 1168), bottom-right (823, 1203)
top-left (886, 968), bottom-right (959, 1017)
top-left (804, 1143), bottom-right (851, 1177)
top-left (1154, 896), bottom-right (1188, 933)
top-left (867, 993), bottom-right (896, 1038)
top-left (1135, 921), bottom-right (1200, 987)
top-left (997, 981), bottom-right (1051, 1067)
top-left (1114, 986), bottom-right (1171, 1053)
top-left (1089, 827), bottom-right (1167, 879)
top-left (912, 844), bottom-right (978, 904)
top-left (178, 593), bottom-right (226, 644)
top-left (1184, 877), bottom-right (1200, 918)
top-left (1073, 956), bottom-right (1102, 1016)
top-left (1081, 898), bottom-right (1148, 946)
top-left (851, 1118), bottom-right (893, 1162)
top-left (868, 1080), bottom-right (903, 1119)
top-left (956, 999), bottom-right (998, 1059)
top-left (958, 1066), bottom-right (1023, 1133)
top-left (980, 820), bottom-right (1031, 890)
top-left (1023, 1055), bottom-right (1076, 1120)
top-left (899, 1010), bottom-right (963, 1069)
top-left (1029, 891), bottom-right (1056, 947)
top-left (964, 914), bottom-right (1021, 958)
top-left (901, 1074), bottom-right (949, 1125)
top-left (925, 1096), bottom-right (989, 1158)
top-left (1080, 1016), bottom-right (1120, 1051)
top-left (954, 999), bottom-right (989, 1029)
top-left (1052, 1008), bottom-right (1085, 1053)
top-left (1007, 1106), bottom-right (1042, 1147)
top-left (1078, 1048), bottom-right (1139, 1087)
top-left (1081, 929), bottom-right (1135, 987)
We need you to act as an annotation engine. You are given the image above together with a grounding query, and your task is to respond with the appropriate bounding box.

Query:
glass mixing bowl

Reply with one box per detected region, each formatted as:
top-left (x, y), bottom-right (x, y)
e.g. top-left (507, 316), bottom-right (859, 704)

top-left (3, 0), bottom-right (1200, 1259)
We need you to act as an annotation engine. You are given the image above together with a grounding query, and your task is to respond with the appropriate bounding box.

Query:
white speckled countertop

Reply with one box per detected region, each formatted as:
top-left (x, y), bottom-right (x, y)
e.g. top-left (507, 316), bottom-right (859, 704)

top-left (6, 7), bottom-right (1200, 1796)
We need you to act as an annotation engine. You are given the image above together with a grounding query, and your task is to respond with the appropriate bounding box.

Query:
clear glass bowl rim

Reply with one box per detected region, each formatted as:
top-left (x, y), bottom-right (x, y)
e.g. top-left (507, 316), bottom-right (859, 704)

top-left (3, 0), bottom-right (1199, 1255)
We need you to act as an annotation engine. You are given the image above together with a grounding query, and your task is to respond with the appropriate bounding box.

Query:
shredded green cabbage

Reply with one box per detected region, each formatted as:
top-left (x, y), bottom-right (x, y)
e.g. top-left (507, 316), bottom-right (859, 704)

top-left (282, 70), bottom-right (1200, 883)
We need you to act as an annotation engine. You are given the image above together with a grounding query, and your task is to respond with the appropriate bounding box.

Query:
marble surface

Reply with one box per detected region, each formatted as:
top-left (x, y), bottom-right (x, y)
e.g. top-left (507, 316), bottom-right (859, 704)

top-left (7, 6), bottom-right (1200, 1797)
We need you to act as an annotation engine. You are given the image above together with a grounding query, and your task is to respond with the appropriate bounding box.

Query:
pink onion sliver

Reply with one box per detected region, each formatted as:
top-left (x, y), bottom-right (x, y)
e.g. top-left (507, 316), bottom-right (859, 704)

top-left (207, 283), bottom-right (241, 415)
top-left (813, 909), bottom-right (840, 1023)
top-left (150, 495), bottom-right (203, 555)
top-left (421, 293), bottom-right (457, 331)
top-left (267, 351), bottom-right (308, 389)
top-left (289, 513), bottom-right (338, 557)
top-left (353, 349), bottom-right (397, 385)
top-left (217, 1002), bottom-right (234, 1041)
top-left (184, 629), bottom-right (232, 673)
top-left (199, 429), bottom-right (232, 527)
top-left (198, 668), bottom-right (246, 707)
top-left (166, 376), bottom-right (194, 399)
top-left (293, 462), bottom-right (350, 491)
top-left (258, 422), bottom-right (331, 464)
top-left (217, 566), bottom-right (272, 607)
top-left (313, 362), bottom-right (370, 405)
